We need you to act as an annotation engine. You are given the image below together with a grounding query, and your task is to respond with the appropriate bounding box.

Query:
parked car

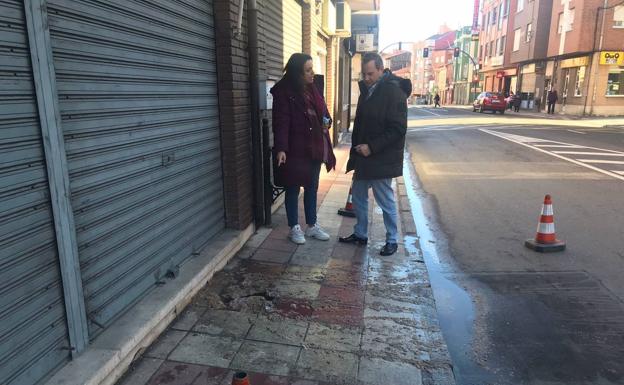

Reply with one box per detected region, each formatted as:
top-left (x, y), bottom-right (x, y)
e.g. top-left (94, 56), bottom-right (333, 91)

top-left (473, 92), bottom-right (506, 113)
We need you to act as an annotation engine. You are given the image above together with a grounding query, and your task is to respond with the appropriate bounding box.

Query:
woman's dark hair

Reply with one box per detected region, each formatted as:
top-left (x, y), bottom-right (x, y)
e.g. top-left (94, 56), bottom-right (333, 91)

top-left (283, 53), bottom-right (313, 93)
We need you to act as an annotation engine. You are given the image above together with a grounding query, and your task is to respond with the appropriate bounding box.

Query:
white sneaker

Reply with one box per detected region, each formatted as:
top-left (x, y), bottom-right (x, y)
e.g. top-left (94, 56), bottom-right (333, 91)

top-left (289, 225), bottom-right (306, 245)
top-left (305, 223), bottom-right (330, 241)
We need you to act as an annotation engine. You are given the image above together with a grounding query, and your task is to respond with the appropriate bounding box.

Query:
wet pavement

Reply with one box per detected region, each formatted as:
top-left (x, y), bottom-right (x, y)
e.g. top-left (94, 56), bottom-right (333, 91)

top-left (116, 146), bottom-right (454, 385)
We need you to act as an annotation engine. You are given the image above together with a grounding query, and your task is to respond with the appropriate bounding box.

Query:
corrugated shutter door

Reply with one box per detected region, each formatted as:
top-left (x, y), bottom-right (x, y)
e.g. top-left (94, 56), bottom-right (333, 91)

top-left (265, 0), bottom-right (303, 80)
top-left (45, 0), bottom-right (225, 334)
top-left (0, 1), bottom-right (71, 384)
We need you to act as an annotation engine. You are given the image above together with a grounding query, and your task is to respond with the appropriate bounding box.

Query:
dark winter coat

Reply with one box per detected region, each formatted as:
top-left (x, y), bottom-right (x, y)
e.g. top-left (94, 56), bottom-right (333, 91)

top-left (271, 80), bottom-right (336, 187)
top-left (346, 73), bottom-right (410, 180)
top-left (547, 90), bottom-right (558, 103)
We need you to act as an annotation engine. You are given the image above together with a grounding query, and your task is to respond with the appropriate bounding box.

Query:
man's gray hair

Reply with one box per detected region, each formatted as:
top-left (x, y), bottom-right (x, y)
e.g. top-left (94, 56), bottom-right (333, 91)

top-left (362, 52), bottom-right (383, 70)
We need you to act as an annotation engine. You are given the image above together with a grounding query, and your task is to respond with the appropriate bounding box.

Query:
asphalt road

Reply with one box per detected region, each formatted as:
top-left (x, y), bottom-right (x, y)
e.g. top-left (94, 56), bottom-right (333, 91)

top-left (405, 106), bottom-right (624, 385)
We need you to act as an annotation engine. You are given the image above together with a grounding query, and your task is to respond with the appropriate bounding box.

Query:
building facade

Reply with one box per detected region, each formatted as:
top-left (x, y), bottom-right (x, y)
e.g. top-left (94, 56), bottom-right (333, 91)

top-left (453, 26), bottom-right (481, 105)
top-left (479, 0), bottom-right (518, 95)
top-left (545, 0), bottom-right (624, 115)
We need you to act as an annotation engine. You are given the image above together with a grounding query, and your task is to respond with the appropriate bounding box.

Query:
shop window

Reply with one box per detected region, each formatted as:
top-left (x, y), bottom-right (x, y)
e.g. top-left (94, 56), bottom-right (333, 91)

top-left (513, 28), bottom-right (521, 51)
top-left (614, 6), bottom-right (624, 27)
top-left (563, 69), bottom-right (570, 98)
top-left (606, 68), bottom-right (624, 95)
top-left (574, 66), bottom-right (585, 97)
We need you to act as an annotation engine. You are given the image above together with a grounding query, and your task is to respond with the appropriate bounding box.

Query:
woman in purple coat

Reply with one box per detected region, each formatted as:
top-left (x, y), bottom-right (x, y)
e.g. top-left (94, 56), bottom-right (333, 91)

top-left (271, 53), bottom-right (337, 245)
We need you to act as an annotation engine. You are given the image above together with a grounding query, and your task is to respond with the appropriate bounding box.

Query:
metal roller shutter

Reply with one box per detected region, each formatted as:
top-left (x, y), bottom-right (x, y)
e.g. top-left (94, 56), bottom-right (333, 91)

top-left (0, 1), bottom-right (71, 384)
top-left (45, 0), bottom-right (225, 335)
top-left (265, 0), bottom-right (303, 80)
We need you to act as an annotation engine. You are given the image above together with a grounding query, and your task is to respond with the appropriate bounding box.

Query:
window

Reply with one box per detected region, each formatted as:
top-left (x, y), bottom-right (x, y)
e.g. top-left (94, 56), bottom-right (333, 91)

top-left (517, 0), bottom-right (524, 12)
top-left (606, 68), bottom-right (624, 95)
top-left (499, 35), bottom-right (506, 55)
top-left (489, 41), bottom-right (494, 57)
top-left (495, 38), bottom-right (500, 56)
top-left (526, 23), bottom-right (532, 42)
top-left (492, 8), bottom-right (497, 26)
top-left (504, 0), bottom-right (511, 16)
top-left (614, 6), bottom-right (624, 27)
top-left (513, 28), bottom-right (521, 51)
top-left (574, 66), bottom-right (586, 96)
top-left (498, 4), bottom-right (504, 29)
top-left (558, 12), bottom-right (564, 34)
top-left (568, 8), bottom-right (575, 31)
top-left (482, 14), bottom-right (486, 28)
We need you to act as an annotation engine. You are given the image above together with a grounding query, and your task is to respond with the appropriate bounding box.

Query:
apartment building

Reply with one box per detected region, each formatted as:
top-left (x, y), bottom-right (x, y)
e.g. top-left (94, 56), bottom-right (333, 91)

top-left (479, 0), bottom-right (518, 94)
top-left (545, 0), bottom-right (624, 115)
top-left (453, 26), bottom-right (481, 105)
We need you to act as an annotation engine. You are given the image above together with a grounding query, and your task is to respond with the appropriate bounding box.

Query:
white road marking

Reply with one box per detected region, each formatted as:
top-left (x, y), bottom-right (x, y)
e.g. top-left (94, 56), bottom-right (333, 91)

top-left (418, 108), bottom-right (441, 117)
top-left (577, 159), bottom-right (624, 165)
top-left (552, 151), bottom-right (624, 156)
top-left (611, 170), bottom-right (624, 175)
top-left (533, 144), bottom-right (585, 148)
top-left (567, 129), bottom-right (587, 134)
top-left (479, 129), bottom-right (624, 181)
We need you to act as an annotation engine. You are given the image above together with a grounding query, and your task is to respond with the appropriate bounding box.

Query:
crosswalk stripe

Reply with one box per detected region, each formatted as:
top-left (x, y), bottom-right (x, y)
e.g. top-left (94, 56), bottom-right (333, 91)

top-left (611, 170), bottom-right (624, 175)
top-left (577, 159), bottom-right (624, 164)
top-left (553, 151), bottom-right (624, 156)
top-left (533, 144), bottom-right (586, 148)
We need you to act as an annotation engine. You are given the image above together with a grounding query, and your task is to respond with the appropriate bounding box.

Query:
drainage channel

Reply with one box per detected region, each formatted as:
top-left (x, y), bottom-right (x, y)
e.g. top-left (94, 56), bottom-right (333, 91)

top-left (402, 154), bottom-right (489, 384)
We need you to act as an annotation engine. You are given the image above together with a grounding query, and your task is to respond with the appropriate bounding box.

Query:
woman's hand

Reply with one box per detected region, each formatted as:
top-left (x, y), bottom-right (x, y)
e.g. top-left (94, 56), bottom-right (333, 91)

top-left (277, 151), bottom-right (287, 166)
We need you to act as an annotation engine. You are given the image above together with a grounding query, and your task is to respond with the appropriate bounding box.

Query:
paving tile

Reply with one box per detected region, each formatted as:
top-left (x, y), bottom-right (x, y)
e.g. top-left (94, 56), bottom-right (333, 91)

top-left (252, 248), bottom-right (293, 264)
top-left (290, 249), bottom-right (332, 267)
top-left (247, 315), bottom-right (309, 345)
top-left (193, 309), bottom-right (257, 338)
top-left (357, 357), bottom-right (422, 385)
top-left (147, 361), bottom-right (227, 385)
top-left (361, 318), bottom-right (431, 362)
top-left (323, 268), bottom-right (366, 288)
top-left (304, 322), bottom-right (361, 353)
top-left (230, 341), bottom-right (301, 376)
top-left (276, 280), bottom-right (321, 300)
top-left (236, 246), bottom-right (256, 260)
top-left (168, 333), bottom-right (242, 368)
top-left (273, 298), bottom-right (315, 318)
top-left (171, 305), bottom-right (208, 331)
top-left (118, 358), bottom-right (163, 385)
top-left (218, 370), bottom-right (291, 385)
top-left (282, 266), bottom-right (327, 283)
top-left (260, 237), bottom-right (299, 253)
top-left (295, 348), bottom-right (358, 384)
top-left (318, 286), bottom-right (364, 308)
top-left (144, 330), bottom-right (188, 359)
top-left (245, 227), bottom-right (273, 248)
top-left (312, 302), bottom-right (363, 327)
top-left (239, 260), bottom-right (286, 276)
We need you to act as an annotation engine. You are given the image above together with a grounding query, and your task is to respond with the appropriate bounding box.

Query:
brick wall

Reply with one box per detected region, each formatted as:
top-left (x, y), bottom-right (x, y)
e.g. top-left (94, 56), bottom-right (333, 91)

top-left (214, 0), bottom-right (254, 230)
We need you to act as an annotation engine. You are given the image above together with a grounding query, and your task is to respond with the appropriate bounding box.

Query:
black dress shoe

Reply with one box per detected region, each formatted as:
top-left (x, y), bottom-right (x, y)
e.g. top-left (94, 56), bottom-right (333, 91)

top-left (380, 242), bottom-right (398, 256)
top-left (338, 233), bottom-right (368, 245)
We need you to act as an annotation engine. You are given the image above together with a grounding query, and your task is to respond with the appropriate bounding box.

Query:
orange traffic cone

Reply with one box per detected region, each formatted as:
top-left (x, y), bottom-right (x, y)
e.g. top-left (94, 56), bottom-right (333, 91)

top-left (337, 185), bottom-right (356, 217)
top-left (232, 371), bottom-right (250, 385)
top-left (525, 194), bottom-right (566, 252)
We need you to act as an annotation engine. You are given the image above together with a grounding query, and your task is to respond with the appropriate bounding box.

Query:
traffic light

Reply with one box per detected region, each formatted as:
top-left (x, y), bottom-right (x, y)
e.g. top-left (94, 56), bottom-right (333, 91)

top-left (453, 47), bottom-right (460, 58)
top-left (423, 48), bottom-right (429, 58)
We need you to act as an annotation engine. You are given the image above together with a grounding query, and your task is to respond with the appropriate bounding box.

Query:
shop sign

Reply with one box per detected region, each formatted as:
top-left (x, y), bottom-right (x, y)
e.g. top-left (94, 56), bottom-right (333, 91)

top-left (521, 63), bottom-right (536, 74)
top-left (560, 56), bottom-right (589, 68)
top-left (496, 71), bottom-right (505, 79)
top-left (600, 51), bottom-right (624, 65)
top-left (355, 34), bottom-right (374, 52)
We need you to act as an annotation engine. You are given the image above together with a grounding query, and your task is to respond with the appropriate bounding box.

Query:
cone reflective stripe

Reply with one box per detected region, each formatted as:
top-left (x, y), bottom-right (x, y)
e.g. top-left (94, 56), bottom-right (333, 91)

top-left (337, 185), bottom-right (356, 217)
top-left (525, 194), bottom-right (566, 253)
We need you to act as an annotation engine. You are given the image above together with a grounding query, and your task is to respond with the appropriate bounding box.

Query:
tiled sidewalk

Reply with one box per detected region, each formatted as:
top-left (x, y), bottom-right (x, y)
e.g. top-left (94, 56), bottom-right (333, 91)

top-left (116, 146), bottom-right (454, 385)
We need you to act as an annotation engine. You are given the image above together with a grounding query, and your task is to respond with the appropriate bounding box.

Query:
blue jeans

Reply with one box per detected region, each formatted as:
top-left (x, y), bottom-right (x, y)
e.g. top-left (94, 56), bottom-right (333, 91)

top-left (285, 161), bottom-right (322, 227)
top-left (352, 178), bottom-right (398, 243)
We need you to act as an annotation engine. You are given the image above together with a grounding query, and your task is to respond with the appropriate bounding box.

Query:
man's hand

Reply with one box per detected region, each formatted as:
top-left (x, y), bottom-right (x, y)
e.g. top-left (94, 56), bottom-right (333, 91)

top-left (277, 151), bottom-right (286, 166)
top-left (355, 144), bottom-right (371, 157)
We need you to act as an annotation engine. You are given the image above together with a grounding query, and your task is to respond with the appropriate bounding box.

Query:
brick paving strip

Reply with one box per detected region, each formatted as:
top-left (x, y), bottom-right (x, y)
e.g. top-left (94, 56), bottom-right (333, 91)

top-left (116, 145), bottom-right (455, 385)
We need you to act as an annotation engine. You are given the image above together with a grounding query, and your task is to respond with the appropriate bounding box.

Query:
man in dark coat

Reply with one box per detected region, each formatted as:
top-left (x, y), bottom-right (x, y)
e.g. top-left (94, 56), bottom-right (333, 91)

top-left (339, 53), bottom-right (409, 256)
top-left (547, 89), bottom-right (558, 114)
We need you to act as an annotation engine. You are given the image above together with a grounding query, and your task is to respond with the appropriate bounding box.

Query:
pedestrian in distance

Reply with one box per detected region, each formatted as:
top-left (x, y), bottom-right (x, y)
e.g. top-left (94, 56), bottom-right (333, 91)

top-left (513, 93), bottom-right (521, 112)
top-left (547, 89), bottom-right (558, 114)
top-left (506, 91), bottom-right (514, 110)
top-left (271, 53), bottom-right (336, 245)
top-left (339, 53), bottom-right (410, 256)
top-left (434, 93), bottom-right (441, 108)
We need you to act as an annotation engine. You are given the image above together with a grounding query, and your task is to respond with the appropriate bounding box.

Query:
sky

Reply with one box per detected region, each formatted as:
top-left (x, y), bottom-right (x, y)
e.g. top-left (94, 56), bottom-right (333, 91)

top-left (378, 0), bottom-right (476, 51)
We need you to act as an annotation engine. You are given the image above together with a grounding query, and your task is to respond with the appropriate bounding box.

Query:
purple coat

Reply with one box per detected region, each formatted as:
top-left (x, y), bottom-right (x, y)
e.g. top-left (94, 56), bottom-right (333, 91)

top-left (271, 80), bottom-right (336, 187)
